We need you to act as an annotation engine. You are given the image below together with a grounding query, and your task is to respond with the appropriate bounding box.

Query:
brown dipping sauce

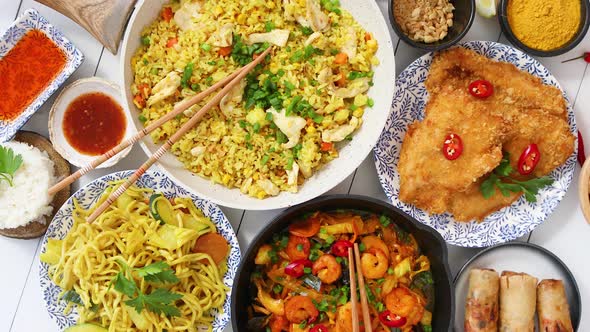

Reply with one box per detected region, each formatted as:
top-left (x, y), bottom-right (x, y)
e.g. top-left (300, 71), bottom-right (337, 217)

top-left (62, 92), bottom-right (126, 155)
top-left (0, 29), bottom-right (66, 121)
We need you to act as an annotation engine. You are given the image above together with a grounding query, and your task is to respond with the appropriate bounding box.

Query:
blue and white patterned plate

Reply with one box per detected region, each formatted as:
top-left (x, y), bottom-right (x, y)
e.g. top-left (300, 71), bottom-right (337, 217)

top-left (374, 41), bottom-right (577, 248)
top-left (0, 9), bottom-right (84, 143)
top-left (39, 170), bottom-right (240, 331)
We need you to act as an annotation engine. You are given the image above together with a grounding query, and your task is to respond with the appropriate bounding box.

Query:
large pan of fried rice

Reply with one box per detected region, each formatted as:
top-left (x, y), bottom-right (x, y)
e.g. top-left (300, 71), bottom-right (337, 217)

top-left (120, 0), bottom-right (395, 210)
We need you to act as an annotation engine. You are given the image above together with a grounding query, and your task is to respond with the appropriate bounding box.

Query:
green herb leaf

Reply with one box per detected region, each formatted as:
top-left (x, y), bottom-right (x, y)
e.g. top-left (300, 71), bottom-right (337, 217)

top-left (379, 215), bottom-right (391, 227)
top-left (113, 272), bottom-right (137, 298)
top-left (141, 36), bottom-right (150, 46)
top-left (125, 288), bottom-right (183, 317)
top-left (201, 43), bottom-right (211, 51)
top-left (61, 289), bottom-right (83, 306)
top-left (181, 63), bottom-right (194, 88)
top-left (480, 174), bottom-right (499, 199)
top-left (273, 284), bottom-right (283, 294)
top-left (265, 21), bottom-right (276, 32)
top-left (135, 262), bottom-right (180, 284)
top-left (0, 146), bottom-right (23, 187)
top-left (300, 26), bottom-right (314, 36)
top-left (495, 152), bottom-right (513, 177)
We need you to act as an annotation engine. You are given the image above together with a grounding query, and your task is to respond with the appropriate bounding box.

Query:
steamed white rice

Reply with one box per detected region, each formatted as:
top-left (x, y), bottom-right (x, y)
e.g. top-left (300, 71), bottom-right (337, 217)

top-left (0, 142), bottom-right (56, 229)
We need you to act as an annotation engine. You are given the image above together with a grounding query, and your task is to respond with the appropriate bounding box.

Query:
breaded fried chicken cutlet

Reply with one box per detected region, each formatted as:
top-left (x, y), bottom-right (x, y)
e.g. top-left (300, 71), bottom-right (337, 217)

top-left (398, 47), bottom-right (575, 222)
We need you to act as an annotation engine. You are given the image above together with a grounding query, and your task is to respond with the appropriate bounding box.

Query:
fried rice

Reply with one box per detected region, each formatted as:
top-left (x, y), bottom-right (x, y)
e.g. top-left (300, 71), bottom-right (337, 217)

top-left (131, 0), bottom-right (379, 199)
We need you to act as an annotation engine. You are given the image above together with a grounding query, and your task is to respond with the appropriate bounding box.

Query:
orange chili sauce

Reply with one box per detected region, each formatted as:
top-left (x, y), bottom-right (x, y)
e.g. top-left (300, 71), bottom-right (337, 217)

top-left (62, 92), bottom-right (127, 156)
top-left (0, 29), bottom-right (66, 121)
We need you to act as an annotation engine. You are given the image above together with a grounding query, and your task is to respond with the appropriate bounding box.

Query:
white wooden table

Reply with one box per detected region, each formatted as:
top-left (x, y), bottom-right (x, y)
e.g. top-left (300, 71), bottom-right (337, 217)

top-left (0, 1), bottom-right (588, 331)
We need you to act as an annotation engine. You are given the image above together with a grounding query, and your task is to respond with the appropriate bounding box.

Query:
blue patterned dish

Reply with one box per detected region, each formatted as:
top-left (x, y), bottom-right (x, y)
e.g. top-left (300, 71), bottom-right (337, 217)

top-left (39, 170), bottom-right (240, 331)
top-left (374, 41), bottom-right (577, 248)
top-left (0, 9), bottom-right (84, 143)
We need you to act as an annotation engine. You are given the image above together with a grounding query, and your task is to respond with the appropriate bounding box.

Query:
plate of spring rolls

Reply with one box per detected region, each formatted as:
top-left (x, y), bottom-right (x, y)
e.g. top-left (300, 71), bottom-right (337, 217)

top-left (454, 242), bottom-right (581, 331)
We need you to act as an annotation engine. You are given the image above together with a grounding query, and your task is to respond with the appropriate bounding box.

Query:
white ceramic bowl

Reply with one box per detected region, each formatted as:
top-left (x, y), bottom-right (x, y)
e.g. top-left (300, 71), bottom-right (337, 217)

top-left (120, 0), bottom-right (396, 210)
top-left (49, 77), bottom-right (133, 168)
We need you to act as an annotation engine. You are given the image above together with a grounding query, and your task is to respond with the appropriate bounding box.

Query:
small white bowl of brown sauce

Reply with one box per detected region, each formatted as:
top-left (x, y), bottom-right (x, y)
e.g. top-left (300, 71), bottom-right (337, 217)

top-left (49, 77), bottom-right (133, 168)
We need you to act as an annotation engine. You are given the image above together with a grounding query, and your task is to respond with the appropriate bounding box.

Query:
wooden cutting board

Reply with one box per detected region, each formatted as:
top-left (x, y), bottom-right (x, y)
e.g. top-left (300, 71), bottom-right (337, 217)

top-left (35, 0), bottom-right (137, 54)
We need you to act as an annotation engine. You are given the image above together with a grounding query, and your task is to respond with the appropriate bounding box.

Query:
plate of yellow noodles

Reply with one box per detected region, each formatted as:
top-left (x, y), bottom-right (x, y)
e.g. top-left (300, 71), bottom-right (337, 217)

top-left (121, 0), bottom-right (396, 210)
top-left (39, 170), bottom-right (240, 332)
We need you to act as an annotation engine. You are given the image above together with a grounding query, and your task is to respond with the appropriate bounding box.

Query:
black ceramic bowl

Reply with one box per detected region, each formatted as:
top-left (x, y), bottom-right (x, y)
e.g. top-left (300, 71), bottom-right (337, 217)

top-left (498, 0), bottom-right (590, 57)
top-left (231, 195), bottom-right (454, 332)
top-left (388, 0), bottom-right (475, 51)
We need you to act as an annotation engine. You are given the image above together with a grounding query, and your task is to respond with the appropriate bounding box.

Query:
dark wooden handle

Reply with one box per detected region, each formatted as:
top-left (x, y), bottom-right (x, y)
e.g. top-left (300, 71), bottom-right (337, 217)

top-left (35, 0), bottom-right (137, 54)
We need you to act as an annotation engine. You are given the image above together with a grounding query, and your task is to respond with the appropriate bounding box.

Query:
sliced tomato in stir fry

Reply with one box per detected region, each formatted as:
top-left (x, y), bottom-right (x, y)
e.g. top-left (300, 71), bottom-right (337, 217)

top-left (286, 235), bottom-right (311, 260)
top-left (331, 239), bottom-right (354, 257)
top-left (379, 310), bottom-right (407, 328)
top-left (289, 217), bottom-right (321, 237)
top-left (284, 259), bottom-right (313, 278)
top-left (518, 143), bottom-right (540, 175)
top-left (442, 133), bottom-right (463, 160)
top-left (468, 79), bottom-right (494, 98)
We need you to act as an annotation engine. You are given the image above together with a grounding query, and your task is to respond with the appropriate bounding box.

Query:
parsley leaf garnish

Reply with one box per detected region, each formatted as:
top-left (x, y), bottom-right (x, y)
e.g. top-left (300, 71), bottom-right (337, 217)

top-left (111, 260), bottom-right (183, 317)
top-left (113, 271), bottom-right (137, 298)
top-left (480, 152), bottom-right (554, 202)
top-left (0, 146), bottom-right (23, 187)
top-left (135, 261), bottom-right (180, 284)
top-left (125, 288), bottom-right (183, 317)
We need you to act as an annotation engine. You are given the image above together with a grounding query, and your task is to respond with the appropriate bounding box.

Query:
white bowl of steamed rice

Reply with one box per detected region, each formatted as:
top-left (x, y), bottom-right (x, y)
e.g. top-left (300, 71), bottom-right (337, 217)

top-left (121, 0), bottom-right (395, 210)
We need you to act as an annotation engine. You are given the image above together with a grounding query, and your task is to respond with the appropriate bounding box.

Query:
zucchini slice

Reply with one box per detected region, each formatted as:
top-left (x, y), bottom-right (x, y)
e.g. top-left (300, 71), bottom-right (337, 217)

top-left (149, 194), bottom-right (176, 225)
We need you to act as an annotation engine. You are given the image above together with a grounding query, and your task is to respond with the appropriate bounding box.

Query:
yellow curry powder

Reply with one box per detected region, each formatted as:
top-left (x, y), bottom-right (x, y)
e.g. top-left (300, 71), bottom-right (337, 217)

top-left (507, 0), bottom-right (581, 51)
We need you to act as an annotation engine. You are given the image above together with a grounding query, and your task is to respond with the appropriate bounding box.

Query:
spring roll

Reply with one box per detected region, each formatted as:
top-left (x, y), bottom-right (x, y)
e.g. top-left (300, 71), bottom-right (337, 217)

top-left (537, 279), bottom-right (574, 332)
top-left (499, 271), bottom-right (537, 332)
top-left (465, 268), bottom-right (500, 332)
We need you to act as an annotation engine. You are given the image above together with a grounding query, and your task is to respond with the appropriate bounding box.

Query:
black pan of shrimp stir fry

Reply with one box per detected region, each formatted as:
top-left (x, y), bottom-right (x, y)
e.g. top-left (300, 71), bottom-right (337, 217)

top-left (233, 196), bottom-right (454, 332)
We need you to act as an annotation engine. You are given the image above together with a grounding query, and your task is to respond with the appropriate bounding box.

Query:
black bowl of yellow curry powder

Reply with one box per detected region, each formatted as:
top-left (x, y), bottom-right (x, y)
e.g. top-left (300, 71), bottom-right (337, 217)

top-left (499, 0), bottom-right (590, 56)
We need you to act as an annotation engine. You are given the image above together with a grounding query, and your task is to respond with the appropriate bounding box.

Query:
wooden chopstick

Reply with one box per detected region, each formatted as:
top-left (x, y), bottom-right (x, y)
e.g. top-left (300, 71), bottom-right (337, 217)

top-left (348, 248), bottom-right (360, 332)
top-left (353, 243), bottom-right (373, 332)
top-left (48, 63), bottom-right (250, 196)
top-left (85, 46), bottom-right (273, 223)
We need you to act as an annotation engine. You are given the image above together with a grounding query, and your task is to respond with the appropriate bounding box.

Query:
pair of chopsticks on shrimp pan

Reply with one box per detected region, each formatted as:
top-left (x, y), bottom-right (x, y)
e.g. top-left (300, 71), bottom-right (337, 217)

top-left (348, 245), bottom-right (373, 332)
top-left (48, 46), bottom-right (273, 223)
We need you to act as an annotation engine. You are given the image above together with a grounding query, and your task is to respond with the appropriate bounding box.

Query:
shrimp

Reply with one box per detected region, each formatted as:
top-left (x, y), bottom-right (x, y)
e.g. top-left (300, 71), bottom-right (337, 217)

top-left (269, 314), bottom-right (289, 332)
top-left (361, 248), bottom-right (389, 279)
top-left (285, 295), bottom-right (319, 323)
top-left (312, 254), bottom-right (342, 284)
top-left (361, 235), bottom-right (390, 257)
top-left (335, 301), bottom-right (363, 332)
top-left (384, 286), bottom-right (425, 327)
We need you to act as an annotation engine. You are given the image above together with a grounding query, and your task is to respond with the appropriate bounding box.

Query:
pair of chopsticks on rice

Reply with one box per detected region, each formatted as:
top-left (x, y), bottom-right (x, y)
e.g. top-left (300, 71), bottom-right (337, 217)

top-left (348, 244), bottom-right (373, 332)
top-left (48, 47), bottom-right (274, 223)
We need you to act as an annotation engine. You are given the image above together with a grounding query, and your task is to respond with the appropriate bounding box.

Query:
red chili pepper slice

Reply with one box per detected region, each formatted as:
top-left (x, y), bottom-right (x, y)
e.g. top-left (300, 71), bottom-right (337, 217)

top-left (331, 239), bottom-right (354, 257)
top-left (310, 324), bottom-right (328, 332)
top-left (518, 143), bottom-right (541, 175)
top-left (442, 133), bottom-right (463, 160)
top-left (578, 131), bottom-right (586, 166)
top-left (468, 79), bottom-right (494, 98)
top-left (378, 310), bottom-right (407, 328)
top-left (284, 259), bottom-right (313, 278)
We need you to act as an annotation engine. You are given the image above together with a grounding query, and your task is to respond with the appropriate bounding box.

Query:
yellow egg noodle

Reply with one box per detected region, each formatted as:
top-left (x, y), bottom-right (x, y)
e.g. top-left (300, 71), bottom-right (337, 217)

top-left (43, 182), bottom-right (229, 332)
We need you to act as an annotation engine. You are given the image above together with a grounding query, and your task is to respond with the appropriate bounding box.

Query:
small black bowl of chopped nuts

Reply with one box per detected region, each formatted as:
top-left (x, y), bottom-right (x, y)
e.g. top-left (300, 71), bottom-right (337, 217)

top-left (389, 0), bottom-right (475, 51)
